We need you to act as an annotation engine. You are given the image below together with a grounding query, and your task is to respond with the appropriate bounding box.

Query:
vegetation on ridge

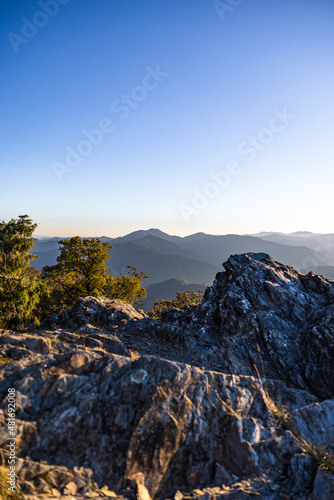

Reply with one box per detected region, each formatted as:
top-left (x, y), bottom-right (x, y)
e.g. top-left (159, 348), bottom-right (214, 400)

top-left (254, 349), bottom-right (334, 474)
top-left (149, 288), bottom-right (204, 318)
top-left (0, 215), bottom-right (40, 329)
top-left (40, 236), bottom-right (114, 314)
top-left (0, 216), bottom-right (200, 328)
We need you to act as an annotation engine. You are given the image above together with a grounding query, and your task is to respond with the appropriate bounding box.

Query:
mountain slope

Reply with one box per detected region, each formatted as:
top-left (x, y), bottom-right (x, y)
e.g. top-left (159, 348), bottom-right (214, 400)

top-left (108, 240), bottom-right (220, 285)
top-left (108, 228), bottom-right (183, 244)
top-left (113, 234), bottom-right (208, 262)
top-left (31, 231), bottom-right (334, 284)
top-left (252, 232), bottom-right (334, 263)
top-left (180, 233), bottom-right (326, 270)
top-left (300, 265), bottom-right (334, 280)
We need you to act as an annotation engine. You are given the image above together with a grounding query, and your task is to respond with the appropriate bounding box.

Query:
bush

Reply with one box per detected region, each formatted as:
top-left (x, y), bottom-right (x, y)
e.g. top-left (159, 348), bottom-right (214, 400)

top-left (149, 288), bottom-right (204, 319)
top-left (105, 266), bottom-right (148, 307)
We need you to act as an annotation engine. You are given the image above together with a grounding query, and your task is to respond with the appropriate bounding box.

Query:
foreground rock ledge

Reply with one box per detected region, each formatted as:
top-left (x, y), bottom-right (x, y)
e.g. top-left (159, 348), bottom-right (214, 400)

top-left (0, 253), bottom-right (333, 499)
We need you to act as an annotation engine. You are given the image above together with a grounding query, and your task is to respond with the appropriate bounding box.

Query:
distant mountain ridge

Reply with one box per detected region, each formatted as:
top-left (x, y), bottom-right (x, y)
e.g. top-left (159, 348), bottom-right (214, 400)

top-left (31, 229), bottom-right (334, 307)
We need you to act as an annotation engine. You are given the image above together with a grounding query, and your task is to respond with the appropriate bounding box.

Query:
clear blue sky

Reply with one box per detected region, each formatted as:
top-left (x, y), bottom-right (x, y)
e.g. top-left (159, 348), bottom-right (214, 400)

top-left (1, 0), bottom-right (334, 236)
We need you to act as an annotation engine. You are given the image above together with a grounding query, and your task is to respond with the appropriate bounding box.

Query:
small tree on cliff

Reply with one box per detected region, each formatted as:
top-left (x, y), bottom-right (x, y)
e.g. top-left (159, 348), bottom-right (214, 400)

top-left (0, 215), bottom-right (40, 329)
top-left (150, 288), bottom-right (204, 319)
top-left (41, 237), bottom-right (113, 313)
top-left (105, 265), bottom-right (148, 307)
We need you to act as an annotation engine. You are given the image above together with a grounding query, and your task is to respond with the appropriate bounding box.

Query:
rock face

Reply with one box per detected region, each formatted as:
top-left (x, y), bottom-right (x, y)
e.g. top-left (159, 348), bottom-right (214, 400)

top-left (197, 253), bottom-right (334, 399)
top-left (52, 296), bottom-right (147, 328)
top-left (0, 253), bottom-right (333, 499)
top-left (146, 252), bottom-right (334, 400)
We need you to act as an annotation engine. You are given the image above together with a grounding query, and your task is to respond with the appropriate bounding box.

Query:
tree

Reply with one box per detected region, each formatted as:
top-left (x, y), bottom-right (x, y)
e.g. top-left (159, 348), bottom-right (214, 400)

top-left (41, 237), bottom-right (113, 313)
top-left (0, 215), bottom-right (40, 329)
top-left (105, 265), bottom-right (148, 307)
top-left (174, 289), bottom-right (204, 308)
top-left (150, 288), bottom-right (204, 319)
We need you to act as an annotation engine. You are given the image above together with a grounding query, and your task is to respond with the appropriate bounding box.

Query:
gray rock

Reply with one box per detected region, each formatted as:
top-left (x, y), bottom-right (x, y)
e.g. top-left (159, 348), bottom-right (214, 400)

top-left (58, 296), bottom-right (147, 328)
top-left (1, 254), bottom-right (334, 499)
top-left (312, 467), bottom-right (334, 499)
top-left (291, 400), bottom-right (334, 448)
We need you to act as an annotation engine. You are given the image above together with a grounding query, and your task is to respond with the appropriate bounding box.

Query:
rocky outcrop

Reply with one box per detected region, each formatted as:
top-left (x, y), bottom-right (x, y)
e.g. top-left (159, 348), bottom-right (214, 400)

top-left (151, 253), bottom-right (334, 400)
top-left (0, 253), bottom-right (333, 499)
top-left (0, 324), bottom-right (130, 360)
top-left (47, 296), bottom-right (147, 329)
top-left (0, 349), bottom-right (330, 499)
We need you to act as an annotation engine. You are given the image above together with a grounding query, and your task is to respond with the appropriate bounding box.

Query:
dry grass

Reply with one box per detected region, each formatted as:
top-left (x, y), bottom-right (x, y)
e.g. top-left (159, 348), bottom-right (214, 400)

top-left (254, 344), bottom-right (334, 474)
top-left (298, 440), bottom-right (334, 472)
top-left (0, 468), bottom-right (20, 500)
top-left (129, 349), bottom-right (141, 360)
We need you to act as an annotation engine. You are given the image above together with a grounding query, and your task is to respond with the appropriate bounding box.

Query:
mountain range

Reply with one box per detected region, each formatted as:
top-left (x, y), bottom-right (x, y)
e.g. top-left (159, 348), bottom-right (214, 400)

top-left (32, 230), bottom-right (334, 308)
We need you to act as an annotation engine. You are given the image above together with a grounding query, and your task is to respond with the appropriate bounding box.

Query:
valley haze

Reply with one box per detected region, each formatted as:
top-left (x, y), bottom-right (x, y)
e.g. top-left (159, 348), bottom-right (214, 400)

top-left (32, 229), bottom-right (334, 309)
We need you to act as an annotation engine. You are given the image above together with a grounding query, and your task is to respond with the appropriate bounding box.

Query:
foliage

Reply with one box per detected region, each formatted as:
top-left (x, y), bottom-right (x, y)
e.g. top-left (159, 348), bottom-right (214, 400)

top-left (129, 349), bottom-right (141, 360)
top-left (105, 265), bottom-right (148, 307)
top-left (0, 215), bottom-right (40, 329)
top-left (299, 440), bottom-right (334, 472)
top-left (174, 289), bottom-right (204, 307)
top-left (265, 391), bottom-right (334, 473)
top-left (40, 237), bottom-right (113, 314)
top-left (0, 357), bottom-right (11, 363)
top-left (40, 239), bottom-right (148, 315)
top-left (254, 347), bottom-right (334, 474)
top-left (149, 288), bottom-right (204, 319)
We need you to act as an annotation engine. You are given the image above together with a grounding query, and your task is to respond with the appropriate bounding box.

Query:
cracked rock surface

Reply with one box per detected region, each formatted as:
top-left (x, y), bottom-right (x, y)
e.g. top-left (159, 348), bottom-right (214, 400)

top-left (0, 253), bottom-right (334, 499)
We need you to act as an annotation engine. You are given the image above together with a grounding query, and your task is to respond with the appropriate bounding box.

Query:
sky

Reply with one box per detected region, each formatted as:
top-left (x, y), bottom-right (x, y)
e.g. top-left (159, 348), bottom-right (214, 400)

top-left (1, 0), bottom-right (334, 237)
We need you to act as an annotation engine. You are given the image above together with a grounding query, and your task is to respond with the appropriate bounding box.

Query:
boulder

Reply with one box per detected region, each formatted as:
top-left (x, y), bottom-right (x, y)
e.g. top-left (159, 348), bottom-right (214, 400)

top-left (1, 254), bottom-right (334, 498)
top-left (58, 296), bottom-right (147, 329)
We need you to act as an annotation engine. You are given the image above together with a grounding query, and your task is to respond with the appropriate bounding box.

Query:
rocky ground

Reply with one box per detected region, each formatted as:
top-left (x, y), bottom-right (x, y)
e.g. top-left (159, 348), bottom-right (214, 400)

top-left (0, 253), bottom-right (334, 499)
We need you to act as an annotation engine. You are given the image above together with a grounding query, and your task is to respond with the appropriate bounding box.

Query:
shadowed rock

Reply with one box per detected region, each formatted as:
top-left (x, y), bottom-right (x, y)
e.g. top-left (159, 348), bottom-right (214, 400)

top-left (0, 253), bottom-right (334, 499)
top-left (196, 253), bottom-right (334, 399)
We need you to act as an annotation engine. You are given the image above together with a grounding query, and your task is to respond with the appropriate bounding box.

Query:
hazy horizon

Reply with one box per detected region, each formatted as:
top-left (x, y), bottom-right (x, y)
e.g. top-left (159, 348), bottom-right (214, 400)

top-left (32, 227), bottom-right (329, 239)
